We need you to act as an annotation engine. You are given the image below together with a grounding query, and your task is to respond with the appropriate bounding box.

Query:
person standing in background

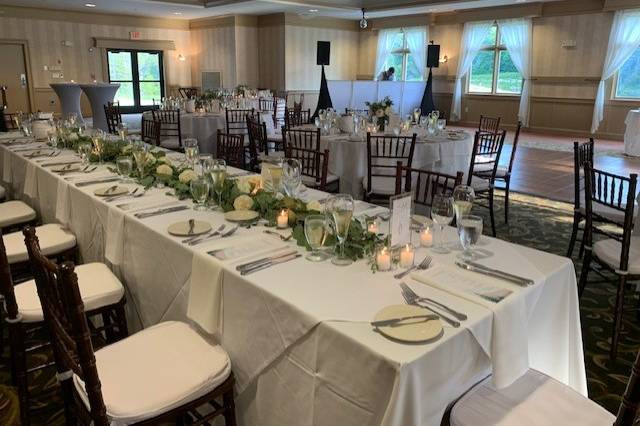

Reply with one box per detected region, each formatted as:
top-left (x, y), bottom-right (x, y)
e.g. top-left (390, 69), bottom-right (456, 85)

top-left (378, 67), bottom-right (395, 81)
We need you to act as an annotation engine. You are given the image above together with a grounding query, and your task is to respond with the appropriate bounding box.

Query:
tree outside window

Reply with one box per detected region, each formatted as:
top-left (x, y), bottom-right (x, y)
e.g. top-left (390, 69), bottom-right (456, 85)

top-left (615, 47), bottom-right (640, 99)
top-left (468, 25), bottom-right (523, 95)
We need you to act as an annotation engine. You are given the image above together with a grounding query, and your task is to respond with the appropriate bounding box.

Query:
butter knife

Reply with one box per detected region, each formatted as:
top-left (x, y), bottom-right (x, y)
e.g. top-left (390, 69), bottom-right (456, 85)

top-left (76, 177), bottom-right (120, 187)
top-left (240, 253), bottom-right (301, 275)
top-left (134, 205), bottom-right (189, 219)
top-left (371, 314), bottom-right (439, 328)
top-left (236, 250), bottom-right (299, 272)
top-left (455, 261), bottom-right (533, 287)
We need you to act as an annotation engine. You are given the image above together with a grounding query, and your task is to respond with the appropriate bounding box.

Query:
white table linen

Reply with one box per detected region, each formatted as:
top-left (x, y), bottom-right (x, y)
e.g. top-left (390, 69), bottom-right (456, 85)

top-left (0, 137), bottom-right (587, 426)
top-left (624, 109), bottom-right (640, 156)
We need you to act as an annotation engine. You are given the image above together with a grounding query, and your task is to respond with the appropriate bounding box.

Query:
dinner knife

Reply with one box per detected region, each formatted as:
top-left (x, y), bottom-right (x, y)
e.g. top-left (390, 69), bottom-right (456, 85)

top-left (41, 161), bottom-right (81, 167)
top-left (76, 177), bottom-right (120, 187)
top-left (464, 260), bottom-right (535, 286)
top-left (371, 314), bottom-right (439, 328)
top-left (240, 253), bottom-right (301, 275)
top-left (455, 261), bottom-right (533, 287)
top-left (134, 205), bottom-right (190, 219)
top-left (235, 250), bottom-right (299, 272)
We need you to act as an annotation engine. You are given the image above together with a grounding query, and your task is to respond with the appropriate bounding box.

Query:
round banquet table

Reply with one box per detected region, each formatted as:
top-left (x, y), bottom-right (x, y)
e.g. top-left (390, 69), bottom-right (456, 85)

top-left (624, 109), bottom-right (640, 157)
top-left (314, 129), bottom-right (474, 197)
top-left (79, 83), bottom-right (120, 132)
top-left (50, 83), bottom-right (84, 122)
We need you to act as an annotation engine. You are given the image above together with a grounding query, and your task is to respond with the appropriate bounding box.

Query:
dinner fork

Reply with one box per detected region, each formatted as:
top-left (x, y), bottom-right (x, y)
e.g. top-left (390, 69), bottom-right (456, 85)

top-left (400, 282), bottom-right (467, 321)
top-left (394, 256), bottom-right (432, 279)
top-left (182, 224), bottom-right (225, 244)
top-left (400, 285), bottom-right (460, 328)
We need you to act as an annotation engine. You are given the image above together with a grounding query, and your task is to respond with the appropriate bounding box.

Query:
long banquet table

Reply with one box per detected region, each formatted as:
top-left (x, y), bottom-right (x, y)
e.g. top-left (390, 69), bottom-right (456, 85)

top-left (0, 132), bottom-right (587, 426)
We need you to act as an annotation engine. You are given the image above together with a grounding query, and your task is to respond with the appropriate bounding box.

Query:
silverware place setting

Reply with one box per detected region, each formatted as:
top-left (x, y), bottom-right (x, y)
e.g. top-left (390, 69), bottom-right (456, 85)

top-left (371, 314), bottom-right (439, 328)
top-left (134, 205), bottom-right (190, 219)
top-left (234, 250), bottom-right (301, 276)
top-left (394, 255), bottom-right (432, 279)
top-left (105, 188), bottom-right (146, 203)
top-left (75, 176), bottom-right (120, 187)
top-left (454, 260), bottom-right (533, 287)
top-left (188, 225), bottom-right (238, 246)
top-left (182, 224), bottom-right (226, 244)
top-left (400, 283), bottom-right (468, 321)
top-left (399, 283), bottom-right (461, 328)
top-left (263, 229), bottom-right (293, 241)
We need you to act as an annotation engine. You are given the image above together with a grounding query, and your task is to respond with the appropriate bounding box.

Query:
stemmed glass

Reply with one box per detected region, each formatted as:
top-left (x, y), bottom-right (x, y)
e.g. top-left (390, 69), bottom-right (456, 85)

top-left (453, 185), bottom-right (475, 223)
top-left (116, 157), bottom-right (133, 183)
top-left (210, 159), bottom-right (227, 210)
top-left (457, 215), bottom-right (483, 260)
top-left (326, 194), bottom-right (355, 266)
top-left (431, 194), bottom-right (454, 254)
top-left (91, 129), bottom-right (106, 164)
top-left (282, 158), bottom-right (302, 198)
top-left (304, 215), bottom-right (329, 262)
top-left (413, 107), bottom-right (421, 124)
top-left (77, 143), bottom-right (93, 166)
top-left (117, 123), bottom-right (128, 141)
top-left (184, 138), bottom-right (199, 170)
top-left (132, 142), bottom-right (149, 179)
top-left (190, 177), bottom-right (210, 211)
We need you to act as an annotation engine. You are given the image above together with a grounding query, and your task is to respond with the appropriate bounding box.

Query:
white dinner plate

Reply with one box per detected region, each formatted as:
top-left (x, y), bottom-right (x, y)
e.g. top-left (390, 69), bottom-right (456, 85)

top-left (373, 305), bottom-right (443, 344)
top-left (225, 210), bottom-right (259, 222)
top-left (167, 220), bottom-right (212, 237)
top-left (94, 186), bottom-right (129, 197)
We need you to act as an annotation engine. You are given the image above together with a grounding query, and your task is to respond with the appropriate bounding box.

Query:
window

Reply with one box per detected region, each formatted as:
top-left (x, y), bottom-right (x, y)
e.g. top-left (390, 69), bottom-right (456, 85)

top-left (107, 49), bottom-right (164, 112)
top-left (615, 47), bottom-right (640, 99)
top-left (382, 30), bottom-right (424, 81)
top-left (468, 25), bottom-right (523, 95)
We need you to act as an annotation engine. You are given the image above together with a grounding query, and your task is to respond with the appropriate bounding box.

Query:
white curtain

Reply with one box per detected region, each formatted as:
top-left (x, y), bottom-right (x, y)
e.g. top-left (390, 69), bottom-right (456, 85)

top-left (591, 9), bottom-right (640, 133)
top-left (405, 27), bottom-right (428, 80)
top-left (375, 29), bottom-right (397, 80)
top-left (451, 21), bottom-right (494, 121)
top-left (498, 18), bottom-right (532, 126)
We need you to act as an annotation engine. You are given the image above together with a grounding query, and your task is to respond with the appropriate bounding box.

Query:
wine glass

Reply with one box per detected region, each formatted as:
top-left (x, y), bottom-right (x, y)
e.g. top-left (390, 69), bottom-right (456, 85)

top-left (431, 194), bottom-right (454, 254)
top-left (437, 119), bottom-right (446, 133)
top-left (184, 138), bottom-right (199, 169)
top-left (453, 185), bottom-right (475, 223)
top-left (77, 143), bottom-right (92, 166)
top-left (326, 194), bottom-right (355, 266)
top-left (282, 158), bottom-right (302, 197)
top-left (210, 159), bottom-right (227, 210)
top-left (457, 215), bottom-right (483, 260)
top-left (117, 123), bottom-right (128, 141)
top-left (116, 157), bottom-right (133, 183)
top-left (190, 177), bottom-right (210, 211)
top-left (413, 107), bottom-right (421, 124)
top-left (304, 214), bottom-right (329, 262)
top-left (91, 129), bottom-right (106, 164)
top-left (132, 142), bottom-right (149, 179)
top-left (267, 163), bottom-right (283, 193)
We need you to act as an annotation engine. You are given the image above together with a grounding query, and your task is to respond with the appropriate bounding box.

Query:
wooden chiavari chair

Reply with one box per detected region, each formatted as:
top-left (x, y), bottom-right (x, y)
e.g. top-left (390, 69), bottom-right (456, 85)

top-left (259, 97), bottom-right (274, 114)
top-left (226, 108), bottom-right (254, 135)
top-left (246, 115), bottom-right (269, 171)
top-left (217, 130), bottom-right (246, 170)
top-left (578, 163), bottom-right (638, 360)
top-left (274, 97), bottom-right (286, 129)
top-left (23, 226), bottom-right (237, 426)
top-left (178, 87), bottom-right (199, 99)
top-left (285, 146), bottom-right (338, 193)
top-left (284, 108), bottom-right (311, 129)
top-left (141, 116), bottom-right (161, 146)
top-left (478, 115), bottom-right (501, 134)
top-left (282, 128), bottom-right (320, 152)
top-left (1, 227), bottom-right (127, 425)
top-left (103, 102), bottom-right (122, 135)
top-left (395, 163), bottom-right (463, 215)
top-left (151, 109), bottom-right (182, 151)
top-left (364, 133), bottom-right (417, 203)
top-left (4, 112), bottom-right (19, 130)
top-left (466, 130), bottom-right (506, 237)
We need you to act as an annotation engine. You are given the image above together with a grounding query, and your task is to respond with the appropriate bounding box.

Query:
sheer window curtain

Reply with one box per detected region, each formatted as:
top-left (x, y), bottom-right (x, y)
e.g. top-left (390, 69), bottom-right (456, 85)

top-left (375, 29), bottom-right (396, 80)
top-left (405, 27), bottom-right (428, 79)
top-left (498, 18), bottom-right (532, 127)
top-left (451, 21), bottom-right (494, 121)
top-left (591, 9), bottom-right (640, 133)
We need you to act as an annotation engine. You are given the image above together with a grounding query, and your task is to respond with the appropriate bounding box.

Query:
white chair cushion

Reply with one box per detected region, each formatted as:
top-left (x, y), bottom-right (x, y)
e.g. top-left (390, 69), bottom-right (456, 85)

top-left (593, 237), bottom-right (640, 274)
top-left (302, 173), bottom-right (339, 188)
top-left (13, 262), bottom-right (125, 323)
top-left (362, 176), bottom-right (402, 196)
top-left (0, 200), bottom-right (36, 228)
top-left (4, 223), bottom-right (76, 264)
top-left (470, 176), bottom-right (491, 192)
top-left (494, 166), bottom-right (509, 179)
top-left (0, 185), bottom-right (5, 199)
top-left (451, 369), bottom-right (614, 426)
top-left (578, 195), bottom-right (634, 224)
top-left (73, 321), bottom-right (231, 424)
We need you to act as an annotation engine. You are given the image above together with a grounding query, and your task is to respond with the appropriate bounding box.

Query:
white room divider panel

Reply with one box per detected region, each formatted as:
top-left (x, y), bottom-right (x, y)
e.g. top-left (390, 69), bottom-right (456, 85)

top-left (326, 80), bottom-right (353, 113)
top-left (350, 81), bottom-right (379, 111)
top-left (328, 80), bottom-right (427, 117)
top-left (377, 81), bottom-right (404, 115)
top-left (401, 81), bottom-right (427, 117)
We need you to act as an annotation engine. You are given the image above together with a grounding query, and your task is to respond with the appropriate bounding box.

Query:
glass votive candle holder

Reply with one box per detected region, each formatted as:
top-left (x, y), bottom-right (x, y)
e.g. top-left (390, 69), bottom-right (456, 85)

top-left (399, 244), bottom-right (415, 268)
top-left (375, 246), bottom-right (392, 272)
top-left (277, 209), bottom-right (289, 229)
top-left (367, 218), bottom-right (380, 234)
top-left (420, 224), bottom-right (434, 248)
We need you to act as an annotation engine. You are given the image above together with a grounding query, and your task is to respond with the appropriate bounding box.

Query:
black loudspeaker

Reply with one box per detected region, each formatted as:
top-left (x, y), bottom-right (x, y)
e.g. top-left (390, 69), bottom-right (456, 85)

top-left (317, 41), bottom-right (331, 66)
top-left (427, 44), bottom-right (440, 68)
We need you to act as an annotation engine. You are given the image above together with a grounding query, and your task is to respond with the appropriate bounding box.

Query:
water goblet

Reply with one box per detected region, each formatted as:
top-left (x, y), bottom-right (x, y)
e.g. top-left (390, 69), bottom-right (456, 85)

top-left (326, 194), bottom-right (355, 266)
top-left (210, 159), bottom-right (227, 210)
top-left (304, 215), bottom-right (329, 262)
top-left (184, 138), bottom-right (199, 169)
top-left (190, 177), bottom-right (210, 211)
top-left (91, 130), bottom-right (106, 164)
top-left (77, 143), bottom-right (92, 166)
top-left (413, 107), bottom-right (421, 124)
top-left (282, 158), bottom-right (302, 198)
top-left (132, 142), bottom-right (149, 179)
top-left (437, 119), bottom-right (446, 133)
top-left (116, 157), bottom-right (133, 183)
top-left (453, 185), bottom-right (475, 223)
top-left (457, 215), bottom-right (483, 260)
top-left (431, 194), bottom-right (454, 254)
top-left (117, 123), bottom-right (128, 141)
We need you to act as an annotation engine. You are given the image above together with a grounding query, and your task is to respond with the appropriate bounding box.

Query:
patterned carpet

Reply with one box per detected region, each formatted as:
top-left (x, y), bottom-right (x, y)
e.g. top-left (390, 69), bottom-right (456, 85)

top-left (0, 191), bottom-right (637, 424)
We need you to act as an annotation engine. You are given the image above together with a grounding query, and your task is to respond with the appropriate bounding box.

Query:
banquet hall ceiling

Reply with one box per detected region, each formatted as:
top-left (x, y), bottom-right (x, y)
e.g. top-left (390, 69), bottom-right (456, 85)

top-left (0, 0), bottom-right (565, 20)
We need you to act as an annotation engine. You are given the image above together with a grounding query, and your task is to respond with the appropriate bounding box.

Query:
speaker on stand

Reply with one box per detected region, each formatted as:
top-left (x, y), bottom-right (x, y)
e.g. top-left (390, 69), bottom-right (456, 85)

top-left (420, 42), bottom-right (440, 117)
top-left (312, 41), bottom-right (334, 120)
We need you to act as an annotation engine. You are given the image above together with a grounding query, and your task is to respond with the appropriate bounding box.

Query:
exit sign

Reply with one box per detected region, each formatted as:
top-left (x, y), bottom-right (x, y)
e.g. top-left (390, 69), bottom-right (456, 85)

top-left (129, 31), bottom-right (141, 40)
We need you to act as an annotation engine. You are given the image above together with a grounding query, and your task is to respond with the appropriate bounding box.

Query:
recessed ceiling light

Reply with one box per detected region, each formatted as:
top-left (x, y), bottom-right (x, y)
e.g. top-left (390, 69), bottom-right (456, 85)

top-left (173, 12), bottom-right (182, 15)
top-left (84, 3), bottom-right (96, 7)
top-left (309, 9), bottom-right (318, 12)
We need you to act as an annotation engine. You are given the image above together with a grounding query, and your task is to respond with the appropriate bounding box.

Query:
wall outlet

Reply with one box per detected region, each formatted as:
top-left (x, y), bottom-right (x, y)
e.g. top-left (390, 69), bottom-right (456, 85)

top-left (52, 72), bottom-right (64, 79)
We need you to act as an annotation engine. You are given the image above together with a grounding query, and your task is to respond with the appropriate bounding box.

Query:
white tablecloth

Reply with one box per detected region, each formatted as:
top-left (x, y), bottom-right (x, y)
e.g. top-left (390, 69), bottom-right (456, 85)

top-left (624, 110), bottom-right (640, 157)
top-left (0, 133), bottom-right (586, 426)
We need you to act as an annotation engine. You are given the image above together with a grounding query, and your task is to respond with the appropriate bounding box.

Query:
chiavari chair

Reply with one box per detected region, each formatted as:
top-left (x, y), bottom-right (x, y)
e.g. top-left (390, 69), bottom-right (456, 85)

top-left (274, 97), bottom-right (286, 128)
top-left (1, 227), bottom-right (127, 425)
top-left (5, 112), bottom-right (19, 130)
top-left (151, 109), bottom-right (182, 151)
top-left (364, 133), bottom-right (417, 203)
top-left (284, 108), bottom-right (311, 129)
top-left (226, 108), bottom-right (254, 135)
top-left (478, 115), bottom-right (501, 134)
top-left (0, 199), bottom-right (36, 234)
top-left (178, 87), bottom-right (199, 99)
top-left (217, 130), bottom-right (246, 170)
top-left (285, 146), bottom-right (338, 193)
top-left (141, 116), bottom-right (161, 146)
top-left (22, 226), bottom-right (236, 426)
top-left (578, 163), bottom-right (638, 360)
top-left (259, 97), bottom-right (274, 114)
top-left (282, 128), bottom-right (320, 152)
top-left (395, 163), bottom-right (463, 216)
top-left (246, 115), bottom-right (269, 171)
top-left (466, 130), bottom-right (506, 237)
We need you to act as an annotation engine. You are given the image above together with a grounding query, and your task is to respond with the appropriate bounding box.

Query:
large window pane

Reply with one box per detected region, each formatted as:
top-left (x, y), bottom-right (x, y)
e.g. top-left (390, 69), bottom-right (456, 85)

top-left (616, 48), bottom-right (640, 99)
top-left (389, 32), bottom-right (404, 51)
top-left (140, 82), bottom-right (161, 106)
top-left (405, 54), bottom-right (422, 81)
top-left (137, 52), bottom-right (161, 81)
top-left (496, 51), bottom-right (523, 94)
top-left (108, 51), bottom-right (133, 81)
top-left (114, 82), bottom-right (135, 106)
top-left (469, 50), bottom-right (495, 93)
top-left (482, 26), bottom-right (498, 47)
top-left (384, 54), bottom-right (404, 81)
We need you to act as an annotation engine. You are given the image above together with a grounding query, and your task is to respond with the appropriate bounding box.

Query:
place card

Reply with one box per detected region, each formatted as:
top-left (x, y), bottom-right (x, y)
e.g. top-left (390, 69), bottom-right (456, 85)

top-left (389, 192), bottom-right (412, 248)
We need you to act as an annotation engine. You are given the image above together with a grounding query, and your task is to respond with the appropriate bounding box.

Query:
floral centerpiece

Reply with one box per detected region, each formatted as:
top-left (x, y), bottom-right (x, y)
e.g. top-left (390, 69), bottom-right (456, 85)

top-left (365, 96), bottom-right (394, 131)
top-left (235, 84), bottom-right (251, 97)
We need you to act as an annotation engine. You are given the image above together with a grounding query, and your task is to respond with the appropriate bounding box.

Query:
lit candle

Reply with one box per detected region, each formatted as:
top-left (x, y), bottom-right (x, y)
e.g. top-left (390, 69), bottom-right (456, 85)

top-left (420, 227), bottom-right (433, 247)
top-left (367, 220), bottom-right (379, 234)
top-left (277, 209), bottom-right (288, 229)
top-left (399, 244), bottom-right (415, 268)
top-left (376, 247), bottom-right (391, 271)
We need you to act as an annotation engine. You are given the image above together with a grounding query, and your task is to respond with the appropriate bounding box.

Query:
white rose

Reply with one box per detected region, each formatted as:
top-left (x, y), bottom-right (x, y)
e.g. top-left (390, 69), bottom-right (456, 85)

top-left (236, 177), bottom-right (253, 194)
top-left (68, 133), bottom-right (79, 141)
top-left (145, 152), bottom-right (156, 165)
top-left (233, 194), bottom-right (254, 211)
top-left (178, 169), bottom-right (197, 184)
top-left (306, 200), bottom-right (323, 212)
top-left (157, 156), bottom-right (171, 166)
top-left (375, 109), bottom-right (384, 118)
top-left (156, 164), bottom-right (173, 176)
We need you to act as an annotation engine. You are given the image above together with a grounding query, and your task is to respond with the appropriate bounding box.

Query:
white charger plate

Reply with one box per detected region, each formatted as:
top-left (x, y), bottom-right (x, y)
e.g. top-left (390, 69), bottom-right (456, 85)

top-left (373, 305), bottom-right (443, 344)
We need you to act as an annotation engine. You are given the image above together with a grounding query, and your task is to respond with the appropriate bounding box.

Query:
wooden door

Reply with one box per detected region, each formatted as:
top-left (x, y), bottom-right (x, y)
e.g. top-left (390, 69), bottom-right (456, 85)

top-left (0, 43), bottom-right (30, 113)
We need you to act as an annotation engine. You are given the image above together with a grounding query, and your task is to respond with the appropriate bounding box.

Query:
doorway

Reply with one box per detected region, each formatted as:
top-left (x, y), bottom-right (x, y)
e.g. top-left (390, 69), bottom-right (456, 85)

top-left (0, 42), bottom-right (31, 113)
